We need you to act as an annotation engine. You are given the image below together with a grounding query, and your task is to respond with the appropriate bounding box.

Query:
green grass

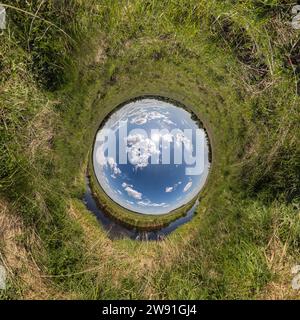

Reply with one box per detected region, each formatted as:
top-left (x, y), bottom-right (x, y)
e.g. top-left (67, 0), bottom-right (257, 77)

top-left (0, 0), bottom-right (299, 299)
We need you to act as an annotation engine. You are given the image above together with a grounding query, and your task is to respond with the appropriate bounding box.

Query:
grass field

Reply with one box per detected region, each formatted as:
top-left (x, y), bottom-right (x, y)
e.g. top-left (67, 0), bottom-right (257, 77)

top-left (0, 0), bottom-right (299, 299)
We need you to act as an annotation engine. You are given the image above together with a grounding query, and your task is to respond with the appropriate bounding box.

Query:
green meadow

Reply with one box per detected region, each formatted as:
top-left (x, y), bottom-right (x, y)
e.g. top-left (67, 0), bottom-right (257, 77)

top-left (0, 0), bottom-right (299, 299)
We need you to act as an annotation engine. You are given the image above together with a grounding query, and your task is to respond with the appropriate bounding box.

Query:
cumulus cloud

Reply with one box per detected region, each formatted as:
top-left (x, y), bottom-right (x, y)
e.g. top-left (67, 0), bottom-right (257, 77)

top-left (130, 116), bottom-right (147, 125)
top-left (165, 181), bottom-right (182, 193)
top-left (165, 187), bottom-right (173, 193)
top-left (95, 145), bottom-right (107, 166)
top-left (95, 148), bottom-right (121, 177)
top-left (130, 111), bottom-right (174, 126)
top-left (124, 130), bottom-right (193, 170)
top-left (124, 186), bottom-right (142, 200)
top-left (121, 182), bottom-right (142, 199)
top-left (127, 134), bottom-right (160, 168)
top-left (137, 200), bottom-right (167, 207)
top-left (107, 157), bottom-right (121, 176)
top-left (183, 181), bottom-right (193, 192)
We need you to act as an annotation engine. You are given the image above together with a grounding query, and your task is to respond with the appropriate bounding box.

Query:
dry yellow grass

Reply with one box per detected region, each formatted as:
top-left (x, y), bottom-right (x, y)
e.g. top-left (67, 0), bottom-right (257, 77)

top-left (0, 199), bottom-right (46, 298)
top-left (0, 199), bottom-right (67, 299)
top-left (259, 225), bottom-right (300, 299)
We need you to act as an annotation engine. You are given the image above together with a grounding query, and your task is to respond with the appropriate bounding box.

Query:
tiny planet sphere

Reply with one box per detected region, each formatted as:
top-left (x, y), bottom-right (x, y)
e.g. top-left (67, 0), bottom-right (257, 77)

top-left (93, 98), bottom-right (210, 215)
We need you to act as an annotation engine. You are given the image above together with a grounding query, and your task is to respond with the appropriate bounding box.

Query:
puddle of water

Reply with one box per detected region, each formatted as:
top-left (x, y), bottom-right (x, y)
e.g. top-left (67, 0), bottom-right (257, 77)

top-left (83, 177), bottom-right (199, 241)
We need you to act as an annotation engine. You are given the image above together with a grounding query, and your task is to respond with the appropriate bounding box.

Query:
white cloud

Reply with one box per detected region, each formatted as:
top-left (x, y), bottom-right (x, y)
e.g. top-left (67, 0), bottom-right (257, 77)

top-left (127, 134), bottom-right (160, 168)
top-left (165, 187), bottom-right (173, 193)
top-left (165, 180), bottom-right (182, 193)
top-left (107, 157), bottom-right (120, 174)
top-left (137, 200), bottom-right (166, 207)
top-left (163, 118), bottom-right (175, 125)
top-left (95, 150), bottom-right (121, 176)
top-left (131, 116), bottom-right (147, 125)
top-left (95, 145), bottom-right (107, 166)
top-left (183, 181), bottom-right (193, 192)
top-left (130, 111), bottom-right (174, 126)
top-left (124, 186), bottom-right (142, 200)
top-left (126, 134), bottom-right (143, 145)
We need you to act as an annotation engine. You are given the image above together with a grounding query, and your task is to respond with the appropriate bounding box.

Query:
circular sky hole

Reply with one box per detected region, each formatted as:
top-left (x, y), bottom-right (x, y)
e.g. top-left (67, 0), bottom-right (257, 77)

top-left (92, 97), bottom-right (211, 215)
